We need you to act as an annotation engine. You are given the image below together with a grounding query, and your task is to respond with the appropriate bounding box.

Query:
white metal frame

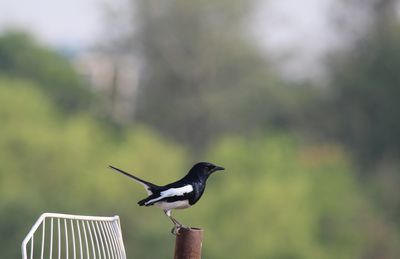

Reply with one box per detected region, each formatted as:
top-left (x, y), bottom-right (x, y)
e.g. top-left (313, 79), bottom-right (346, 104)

top-left (22, 213), bottom-right (126, 259)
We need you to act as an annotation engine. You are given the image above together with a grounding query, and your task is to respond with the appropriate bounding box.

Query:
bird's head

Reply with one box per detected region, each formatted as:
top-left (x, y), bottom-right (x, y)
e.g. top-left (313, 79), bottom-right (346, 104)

top-left (190, 162), bottom-right (225, 178)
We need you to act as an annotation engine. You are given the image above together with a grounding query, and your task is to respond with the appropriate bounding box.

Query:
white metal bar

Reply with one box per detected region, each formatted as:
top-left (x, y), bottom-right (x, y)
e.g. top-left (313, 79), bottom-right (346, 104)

top-left (49, 218), bottom-right (53, 259)
top-left (105, 221), bottom-right (119, 259)
top-left (58, 218), bottom-right (61, 259)
top-left (64, 219), bottom-right (69, 259)
top-left (76, 220), bottom-right (83, 259)
top-left (22, 213), bottom-right (119, 258)
top-left (70, 220), bottom-right (76, 259)
top-left (99, 221), bottom-right (112, 259)
top-left (30, 235), bottom-right (34, 259)
top-left (103, 221), bottom-right (116, 259)
top-left (40, 219), bottom-right (45, 259)
top-left (110, 222), bottom-right (122, 259)
top-left (91, 221), bottom-right (102, 259)
top-left (22, 213), bottom-right (124, 259)
top-left (95, 221), bottom-right (107, 259)
top-left (86, 221), bottom-right (97, 259)
top-left (115, 217), bottom-right (126, 259)
top-left (81, 220), bottom-right (90, 259)
top-left (22, 241), bottom-right (27, 259)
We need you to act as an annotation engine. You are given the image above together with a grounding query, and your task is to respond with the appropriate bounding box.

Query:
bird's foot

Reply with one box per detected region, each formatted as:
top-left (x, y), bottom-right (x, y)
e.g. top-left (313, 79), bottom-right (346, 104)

top-left (171, 225), bottom-right (180, 235)
top-left (171, 224), bottom-right (189, 235)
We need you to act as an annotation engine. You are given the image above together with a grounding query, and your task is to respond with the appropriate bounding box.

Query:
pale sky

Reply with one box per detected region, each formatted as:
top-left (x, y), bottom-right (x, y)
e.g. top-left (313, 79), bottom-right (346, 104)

top-left (0, 0), bottom-right (336, 79)
top-left (253, 0), bottom-right (337, 79)
top-left (0, 0), bottom-right (105, 48)
top-left (0, 0), bottom-right (335, 47)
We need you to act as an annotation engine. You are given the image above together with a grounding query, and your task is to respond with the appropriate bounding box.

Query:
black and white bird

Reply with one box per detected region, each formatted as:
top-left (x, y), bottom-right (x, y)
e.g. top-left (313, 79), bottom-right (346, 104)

top-left (109, 162), bottom-right (224, 234)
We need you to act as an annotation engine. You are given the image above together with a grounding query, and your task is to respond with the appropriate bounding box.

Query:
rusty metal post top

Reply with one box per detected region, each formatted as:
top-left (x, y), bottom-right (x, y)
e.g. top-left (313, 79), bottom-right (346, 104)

top-left (174, 227), bottom-right (204, 259)
top-left (181, 227), bottom-right (203, 232)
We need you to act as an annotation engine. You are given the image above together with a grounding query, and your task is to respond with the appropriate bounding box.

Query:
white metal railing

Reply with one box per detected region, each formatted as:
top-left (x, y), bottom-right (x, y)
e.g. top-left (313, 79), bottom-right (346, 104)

top-left (21, 213), bottom-right (126, 259)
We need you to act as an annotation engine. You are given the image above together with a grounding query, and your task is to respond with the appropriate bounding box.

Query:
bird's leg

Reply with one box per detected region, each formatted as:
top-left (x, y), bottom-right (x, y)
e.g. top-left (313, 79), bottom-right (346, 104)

top-left (170, 215), bottom-right (183, 226)
top-left (170, 219), bottom-right (182, 235)
top-left (164, 210), bottom-right (187, 235)
top-left (164, 210), bottom-right (183, 226)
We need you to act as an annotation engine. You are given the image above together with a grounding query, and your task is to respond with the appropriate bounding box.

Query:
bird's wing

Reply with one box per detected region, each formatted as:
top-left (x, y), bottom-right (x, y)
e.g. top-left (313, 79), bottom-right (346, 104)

top-left (109, 165), bottom-right (159, 195)
top-left (143, 184), bottom-right (194, 205)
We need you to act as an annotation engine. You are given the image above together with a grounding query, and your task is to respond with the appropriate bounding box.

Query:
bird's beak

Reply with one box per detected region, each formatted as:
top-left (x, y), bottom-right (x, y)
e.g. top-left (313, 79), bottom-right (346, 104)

top-left (212, 166), bottom-right (225, 173)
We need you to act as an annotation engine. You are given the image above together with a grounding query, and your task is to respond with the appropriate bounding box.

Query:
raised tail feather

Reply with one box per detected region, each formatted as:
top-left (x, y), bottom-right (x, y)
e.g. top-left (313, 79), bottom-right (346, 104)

top-left (109, 165), bottom-right (159, 195)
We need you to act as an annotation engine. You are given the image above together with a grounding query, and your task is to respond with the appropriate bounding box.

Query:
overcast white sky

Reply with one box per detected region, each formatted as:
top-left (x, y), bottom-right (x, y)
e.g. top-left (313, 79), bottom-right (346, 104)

top-left (0, 0), bottom-right (105, 47)
top-left (0, 0), bottom-right (337, 79)
top-left (253, 0), bottom-right (338, 79)
top-left (0, 0), bottom-right (333, 46)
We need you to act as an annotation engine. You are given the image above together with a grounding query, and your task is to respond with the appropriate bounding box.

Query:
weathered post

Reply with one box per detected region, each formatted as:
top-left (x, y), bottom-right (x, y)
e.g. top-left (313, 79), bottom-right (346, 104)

top-left (174, 228), bottom-right (203, 259)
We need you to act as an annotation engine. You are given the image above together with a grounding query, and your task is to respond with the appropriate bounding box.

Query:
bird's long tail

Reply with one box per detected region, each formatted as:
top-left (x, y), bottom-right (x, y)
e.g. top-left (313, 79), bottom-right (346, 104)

top-left (109, 165), bottom-right (159, 194)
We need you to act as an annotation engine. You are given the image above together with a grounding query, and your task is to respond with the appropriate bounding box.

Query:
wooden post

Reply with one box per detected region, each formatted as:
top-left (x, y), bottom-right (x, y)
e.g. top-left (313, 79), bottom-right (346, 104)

top-left (174, 228), bottom-right (203, 259)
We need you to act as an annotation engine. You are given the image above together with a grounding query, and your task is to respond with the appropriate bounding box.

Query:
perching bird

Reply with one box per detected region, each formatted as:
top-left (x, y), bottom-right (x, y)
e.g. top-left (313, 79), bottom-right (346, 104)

top-left (109, 162), bottom-right (225, 234)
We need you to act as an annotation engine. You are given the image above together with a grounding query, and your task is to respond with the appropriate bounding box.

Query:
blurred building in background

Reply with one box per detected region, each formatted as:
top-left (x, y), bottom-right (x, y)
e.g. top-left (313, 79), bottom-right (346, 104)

top-left (73, 51), bottom-right (139, 124)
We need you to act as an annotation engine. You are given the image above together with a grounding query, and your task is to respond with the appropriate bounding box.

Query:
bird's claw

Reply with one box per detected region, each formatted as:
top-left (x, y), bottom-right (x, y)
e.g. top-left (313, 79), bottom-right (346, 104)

top-left (171, 224), bottom-right (189, 235)
top-left (171, 225), bottom-right (180, 235)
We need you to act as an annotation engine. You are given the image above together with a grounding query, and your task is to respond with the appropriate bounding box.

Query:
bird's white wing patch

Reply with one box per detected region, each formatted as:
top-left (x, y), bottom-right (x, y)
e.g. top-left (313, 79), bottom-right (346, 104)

top-left (161, 185), bottom-right (193, 197)
top-left (145, 185), bottom-right (193, 205)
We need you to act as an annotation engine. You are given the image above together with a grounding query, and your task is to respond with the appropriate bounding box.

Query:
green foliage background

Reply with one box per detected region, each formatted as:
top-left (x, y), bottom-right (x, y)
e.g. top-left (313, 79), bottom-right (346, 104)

top-left (1, 77), bottom-right (399, 258)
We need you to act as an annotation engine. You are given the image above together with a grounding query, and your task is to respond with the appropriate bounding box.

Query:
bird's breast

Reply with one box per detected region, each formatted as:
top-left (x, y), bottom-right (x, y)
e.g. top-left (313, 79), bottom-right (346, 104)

top-left (155, 200), bottom-right (191, 210)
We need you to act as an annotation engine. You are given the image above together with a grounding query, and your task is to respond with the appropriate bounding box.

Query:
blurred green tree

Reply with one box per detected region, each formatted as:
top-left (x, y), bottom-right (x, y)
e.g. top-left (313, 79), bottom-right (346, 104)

top-left (200, 135), bottom-right (400, 259)
top-left (0, 31), bottom-right (92, 113)
top-left (2, 77), bottom-right (398, 259)
top-left (324, 0), bottom-right (400, 166)
top-left (305, 0), bottom-right (400, 235)
top-left (0, 77), bottom-right (187, 259)
top-left (104, 0), bottom-right (303, 150)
